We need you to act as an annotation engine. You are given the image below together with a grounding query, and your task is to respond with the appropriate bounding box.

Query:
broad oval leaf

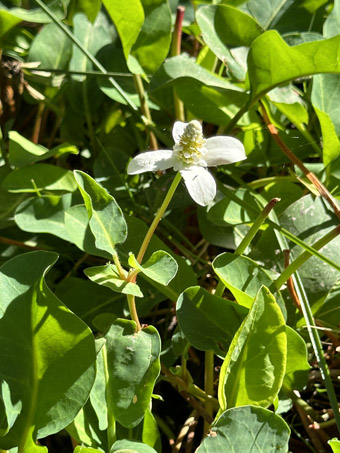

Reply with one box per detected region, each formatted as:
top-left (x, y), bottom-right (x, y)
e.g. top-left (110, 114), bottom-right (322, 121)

top-left (196, 405), bottom-right (290, 453)
top-left (128, 250), bottom-right (178, 285)
top-left (74, 170), bottom-right (127, 256)
top-left (102, 0), bottom-right (144, 65)
top-left (283, 327), bottom-right (310, 392)
top-left (212, 252), bottom-right (286, 317)
top-left (130, 0), bottom-right (172, 74)
top-left (197, 5), bottom-right (262, 49)
top-left (2, 164), bottom-right (77, 193)
top-left (69, 12), bottom-right (112, 81)
top-left (248, 31), bottom-right (340, 104)
top-left (218, 286), bottom-right (287, 410)
top-left (64, 204), bottom-right (111, 259)
top-left (84, 264), bottom-right (143, 298)
top-left (28, 23), bottom-right (72, 70)
top-left (176, 286), bottom-right (248, 356)
top-left (105, 319), bottom-right (161, 428)
top-left (14, 194), bottom-right (72, 242)
top-left (0, 251), bottom-right (96, 450)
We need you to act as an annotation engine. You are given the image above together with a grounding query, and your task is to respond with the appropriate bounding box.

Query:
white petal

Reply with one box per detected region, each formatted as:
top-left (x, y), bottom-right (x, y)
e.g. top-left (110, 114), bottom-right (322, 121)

top-left (180, 167), bottom-right (216, 206)
top-left (172, 121), bottom-right (188, 143)
top-left (204, 136), bottom-right (246, 166)
top-left (127, 150), bottom-right (175, 174)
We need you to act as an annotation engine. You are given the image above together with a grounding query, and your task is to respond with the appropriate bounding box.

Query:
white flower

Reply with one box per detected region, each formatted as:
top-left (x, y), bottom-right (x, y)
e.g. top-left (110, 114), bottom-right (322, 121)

top-left (127, 120), bottom-right (246, 206)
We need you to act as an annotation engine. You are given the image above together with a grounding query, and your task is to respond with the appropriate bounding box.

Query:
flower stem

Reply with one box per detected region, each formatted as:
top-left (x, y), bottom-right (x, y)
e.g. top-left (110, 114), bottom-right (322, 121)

top-left (136, 172), bottom-right (182, 264)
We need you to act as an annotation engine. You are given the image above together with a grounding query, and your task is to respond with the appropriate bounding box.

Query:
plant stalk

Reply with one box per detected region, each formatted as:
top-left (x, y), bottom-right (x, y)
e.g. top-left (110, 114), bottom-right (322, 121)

top-left (136, 172), bottom-right (182, 264)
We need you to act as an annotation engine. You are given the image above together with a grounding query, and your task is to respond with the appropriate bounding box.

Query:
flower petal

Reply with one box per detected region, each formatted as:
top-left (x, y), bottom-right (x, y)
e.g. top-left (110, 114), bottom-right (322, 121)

top-left (172, 121), bottom-right (188, 143)
top-left (204, 136), bottom-right (246, 166)
top-left (127, 150), bottom-right (175, 174)
top-left (180, 167), bottom-right (216, 206)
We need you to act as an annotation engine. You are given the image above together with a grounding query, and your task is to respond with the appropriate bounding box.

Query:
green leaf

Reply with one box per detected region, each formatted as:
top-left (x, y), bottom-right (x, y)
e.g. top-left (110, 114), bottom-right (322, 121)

top-left (0, 251), bottom-right (96, 450)
top-left (283, 327), bottom-right (310, 392)
top-left (212, 252), bottom-right (286, 315)
top-left (218, 286), bottom-right (287, 410)
top-left (175, 79), bottom-right (250, 126)
top-left (315, 283), bottom-right (340, 329)
top-left (55, 276), bottom-right (125, 331)
top-left (68, 0), bottom-right (101, 23)
top-left (0, 167), bottom-right (26, 228)
top-left (212, 252), bottom-right (272, 307)
top-left (64, 205), bottom-right (111, 259)
top-left (74, 170), bottom-right (127, 256)
top-left (0, 11), bottom-right (21, 40)
top-left (118, 216), bottom-right (197, 300)
top-left (207, 189), bottom-right (259, 226)
top-left (247, 0), bottom-right (295, 30)
top-left (128, 250), bottom-right (178, 285)
top-left (280, 194), bottom-right (340, 303)
top-left (84, 264), bottom-right (143, 297)
top-left (97, 45), bottom-right (141, 106)
top-left (105, 319), bottom-right (161, 428)
top-left (89, 346), bottom-right (107, 432)
top-left (102, 0), bottom-right (144, 67)
top-left (0, 381), bottom-right (22, 437)
top-left (27, 23), bottom-right (72, 70)
top-left (8, 131), bottom-right (77, 168)
top-left (248, 31), bottom-right (340, 104)
top-left (0, 3), bottom-right (66, 23)
top-left (196, 406), bottom-right (290, 453)
top-left (2, 164), bottom-right (77, 193)
top-left (176, 286), bottom-right (248, 356)
top-left (196, 5), bottom-right (262, 50)
top-left (150, 54), bottom-right (246, 93)
top-left (14, 194), bottom-right (72, 241)
top-left (111, 439), bottom-right (157, 453)
top-left (69, 12), bottom-right (112, 81)
top-left (130, 0), bottom-right (172, 74)
top-left (329, 438), bottom-right (340, 452)
top-left (313, 106), bottom-right (340, 166)
top-left (323, 0), bottom-right (340, 38)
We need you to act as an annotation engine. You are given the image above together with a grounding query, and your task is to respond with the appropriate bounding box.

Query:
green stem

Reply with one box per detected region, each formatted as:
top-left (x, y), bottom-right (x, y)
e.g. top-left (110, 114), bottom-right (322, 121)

top-left (102, 344), bottom-right (116, 449)
top-left (133, 74), bottom-right (158, 150)
top-left (274, 224), bottom-right (340, 290)
top-left (33, 0), bottom-right (138, 111)
top-left (136, 172), bottom-right (182, 264)
top-left (127, 294), bottom-right (142, 331)
top-left (235, 198), bottom-right (281, 256)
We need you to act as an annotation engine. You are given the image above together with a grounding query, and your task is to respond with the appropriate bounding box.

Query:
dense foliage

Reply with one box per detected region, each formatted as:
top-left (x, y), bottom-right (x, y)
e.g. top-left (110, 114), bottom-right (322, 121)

top-left (1, 0), bottom-right (340, 452)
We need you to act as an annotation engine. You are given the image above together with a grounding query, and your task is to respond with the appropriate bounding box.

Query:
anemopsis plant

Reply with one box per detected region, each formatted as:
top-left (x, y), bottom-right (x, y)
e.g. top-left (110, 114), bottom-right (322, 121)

top-left (127, 120), bottom-right (246, 206)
